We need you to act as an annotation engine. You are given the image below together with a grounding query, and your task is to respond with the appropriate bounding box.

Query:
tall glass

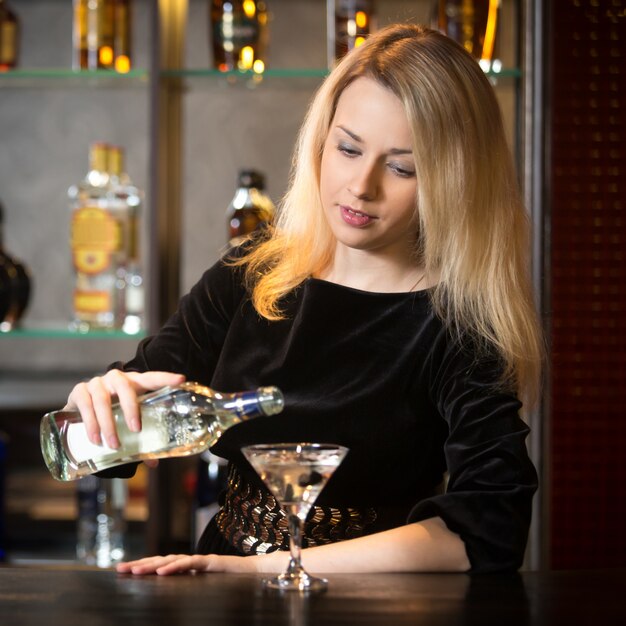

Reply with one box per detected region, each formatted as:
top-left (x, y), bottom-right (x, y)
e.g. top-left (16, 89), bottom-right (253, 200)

top-left (242, 443), bottom-right (349, 592)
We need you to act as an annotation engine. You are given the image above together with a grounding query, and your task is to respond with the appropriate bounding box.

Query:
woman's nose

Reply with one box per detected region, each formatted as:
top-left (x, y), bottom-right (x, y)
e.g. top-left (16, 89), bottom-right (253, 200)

top-left (348, 162), bottom-right (380, 201)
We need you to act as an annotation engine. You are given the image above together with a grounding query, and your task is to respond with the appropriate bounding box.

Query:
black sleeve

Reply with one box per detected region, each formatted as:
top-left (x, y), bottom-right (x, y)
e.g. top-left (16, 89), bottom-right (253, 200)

top-left (408, 335), bottom-right (538, 573)
top-left (114, 254), bottom-right (247, 382)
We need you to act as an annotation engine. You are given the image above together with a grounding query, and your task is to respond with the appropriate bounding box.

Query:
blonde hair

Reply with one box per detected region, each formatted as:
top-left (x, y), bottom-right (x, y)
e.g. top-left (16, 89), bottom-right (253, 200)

top-left (232, 24), bottom-right (543, 407)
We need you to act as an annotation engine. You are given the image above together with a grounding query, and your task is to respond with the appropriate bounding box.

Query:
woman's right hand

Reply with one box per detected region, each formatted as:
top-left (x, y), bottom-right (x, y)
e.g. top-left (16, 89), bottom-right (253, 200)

top-left (64, 370), bottom-right (186, 449)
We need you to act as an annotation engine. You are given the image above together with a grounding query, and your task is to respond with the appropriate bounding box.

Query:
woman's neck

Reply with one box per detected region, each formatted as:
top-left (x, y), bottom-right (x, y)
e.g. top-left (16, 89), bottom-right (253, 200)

top-left (318, 245), bottom-right (430, 293)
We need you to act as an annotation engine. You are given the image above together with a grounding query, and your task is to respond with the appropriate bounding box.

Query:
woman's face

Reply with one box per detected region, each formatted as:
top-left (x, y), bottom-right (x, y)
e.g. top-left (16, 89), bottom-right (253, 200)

top-left (320, 76), bottom-right (418, 259)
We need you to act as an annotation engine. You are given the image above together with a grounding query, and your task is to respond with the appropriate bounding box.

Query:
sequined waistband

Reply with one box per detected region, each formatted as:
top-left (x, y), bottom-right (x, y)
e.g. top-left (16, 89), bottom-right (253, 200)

top-left (215, 464), bottom-right (378, 555)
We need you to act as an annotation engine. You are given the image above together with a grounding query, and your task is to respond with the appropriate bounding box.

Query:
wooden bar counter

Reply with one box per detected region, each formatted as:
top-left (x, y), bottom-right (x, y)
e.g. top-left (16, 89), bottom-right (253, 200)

top-left (1, 564), bottom-right (625, 625)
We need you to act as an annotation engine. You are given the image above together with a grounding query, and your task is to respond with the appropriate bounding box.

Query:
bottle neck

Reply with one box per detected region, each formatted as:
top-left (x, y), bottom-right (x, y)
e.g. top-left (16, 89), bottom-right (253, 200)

top-left (220, 391), bottom-right (269, 419)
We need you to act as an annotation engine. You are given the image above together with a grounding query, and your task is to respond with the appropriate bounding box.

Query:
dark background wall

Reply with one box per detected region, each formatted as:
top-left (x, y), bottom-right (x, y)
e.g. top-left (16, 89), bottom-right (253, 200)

top-left (548, 0), bottom-right (626, 569)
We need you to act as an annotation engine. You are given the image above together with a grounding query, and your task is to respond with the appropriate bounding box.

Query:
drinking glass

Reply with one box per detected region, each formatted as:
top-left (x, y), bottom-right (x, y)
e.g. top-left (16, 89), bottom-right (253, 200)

top-left (242, 442), bottom-right (349, 592)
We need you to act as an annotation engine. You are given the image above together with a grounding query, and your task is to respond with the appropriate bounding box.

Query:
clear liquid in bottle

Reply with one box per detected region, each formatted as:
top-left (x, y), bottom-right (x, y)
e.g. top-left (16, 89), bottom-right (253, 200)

top-left (41, 383), bottom-right (284, 481)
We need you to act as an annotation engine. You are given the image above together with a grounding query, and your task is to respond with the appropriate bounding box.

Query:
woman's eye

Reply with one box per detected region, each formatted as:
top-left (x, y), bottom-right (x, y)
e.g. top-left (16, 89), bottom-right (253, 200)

top-left (388, 162), bottom-right (415, 178)
top-left (337, 142), bottom-right (360, 157)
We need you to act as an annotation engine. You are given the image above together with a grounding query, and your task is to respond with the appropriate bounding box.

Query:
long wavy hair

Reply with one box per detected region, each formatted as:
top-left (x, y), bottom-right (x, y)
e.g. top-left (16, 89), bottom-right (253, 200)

top-left (231, 23), bottom-right (543, 407)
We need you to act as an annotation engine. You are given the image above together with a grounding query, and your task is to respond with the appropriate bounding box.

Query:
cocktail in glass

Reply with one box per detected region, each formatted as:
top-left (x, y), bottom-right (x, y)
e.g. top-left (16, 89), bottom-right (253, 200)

top-left (242, 442), bottom-right (349, 592)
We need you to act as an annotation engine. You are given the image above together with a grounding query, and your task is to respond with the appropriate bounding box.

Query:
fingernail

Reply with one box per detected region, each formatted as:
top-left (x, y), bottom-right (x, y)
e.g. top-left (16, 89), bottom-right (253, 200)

top-left (130, 419), bottom-right (141, 432)
top-left (108, 435), bottom-right (120, 449)
top-left (92, 433), bottom-right (103, 446)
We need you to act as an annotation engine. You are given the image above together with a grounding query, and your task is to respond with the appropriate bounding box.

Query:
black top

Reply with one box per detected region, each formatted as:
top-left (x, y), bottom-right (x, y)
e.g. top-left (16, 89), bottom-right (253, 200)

top-left (119, 251), bottom-right (538, 573)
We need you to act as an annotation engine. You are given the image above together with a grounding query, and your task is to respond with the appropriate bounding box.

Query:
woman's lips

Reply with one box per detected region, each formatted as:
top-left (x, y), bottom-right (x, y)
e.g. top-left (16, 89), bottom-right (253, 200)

top-left (339, 205), bottom-right (377, 227)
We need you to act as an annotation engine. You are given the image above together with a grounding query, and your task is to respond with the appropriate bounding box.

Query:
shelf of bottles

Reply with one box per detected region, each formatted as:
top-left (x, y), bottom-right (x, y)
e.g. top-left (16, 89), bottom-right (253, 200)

top-left (0, 0), bottom-right (521, 341)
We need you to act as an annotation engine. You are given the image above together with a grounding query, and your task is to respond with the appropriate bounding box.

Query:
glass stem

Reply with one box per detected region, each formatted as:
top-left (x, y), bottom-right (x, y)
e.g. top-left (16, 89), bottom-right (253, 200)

top-left (285, 513), bottom-right (305, 576)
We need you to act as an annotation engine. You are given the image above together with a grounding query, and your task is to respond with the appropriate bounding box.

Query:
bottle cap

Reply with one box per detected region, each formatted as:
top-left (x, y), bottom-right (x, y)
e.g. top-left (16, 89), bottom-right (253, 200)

top-left (256, 386), bottom-right (285, 416)
top-left (238, 169), bottom-right (266, 190)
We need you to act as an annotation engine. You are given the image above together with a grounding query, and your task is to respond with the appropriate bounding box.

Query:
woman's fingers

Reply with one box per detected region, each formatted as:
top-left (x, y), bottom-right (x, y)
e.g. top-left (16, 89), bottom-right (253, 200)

top-left (103, 369), bottom-right (142, 433)
top-left (67, 381), bottom-right (101, 446)
top-left (126, 371), bottom-right (187, 394)
top-left (116, 553), bottom-right (257, 576)
top-left (63, 370), bottom-right (187, 448)
top-left (115, 371), bottom-right (186, 434)
top-left (116, 554), bottom-right (212, 576)
top-left (87, 376), bottom-right (119, 449)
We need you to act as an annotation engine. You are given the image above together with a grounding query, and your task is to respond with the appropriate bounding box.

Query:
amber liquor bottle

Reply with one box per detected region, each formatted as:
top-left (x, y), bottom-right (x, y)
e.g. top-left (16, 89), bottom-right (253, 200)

top-left (0, 0), bottom-right (19, 71)
top-left (73, 0), bottom-right (115, 70)
top-left (210, 0), bottom-right (268, 73)
top-left (113, 0), bottom-right (132, 73)
top-left (432, 0), bottom-right (500, 71)
top-left (333, 0), bottom-right (375, 64)
top-left (0, 199), bottom-right (31, 331)
top-left (226, 169), bottom-right (275, 246)
top-left (69, 143), bottom-right (128, 330)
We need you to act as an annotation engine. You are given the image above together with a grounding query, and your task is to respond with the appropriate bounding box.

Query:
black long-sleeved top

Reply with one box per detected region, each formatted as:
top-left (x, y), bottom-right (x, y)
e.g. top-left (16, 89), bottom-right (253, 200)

top-left (119, 252), bottom-right (538, 573)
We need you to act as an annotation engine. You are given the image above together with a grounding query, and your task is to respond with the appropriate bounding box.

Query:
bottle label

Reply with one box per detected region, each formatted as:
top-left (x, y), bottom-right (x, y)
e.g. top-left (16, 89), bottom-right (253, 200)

top-left (67, 422), bottom-right (116, 464)
top-left (71, 207), bottom-right (120, 274)
top-left (74, 289), bottom-right (112, 315)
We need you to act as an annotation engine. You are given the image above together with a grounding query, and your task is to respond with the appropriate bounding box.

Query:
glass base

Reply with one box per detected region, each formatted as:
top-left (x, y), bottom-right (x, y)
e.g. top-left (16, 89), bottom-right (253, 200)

top-left (263, 570), bottom-right (328, 592)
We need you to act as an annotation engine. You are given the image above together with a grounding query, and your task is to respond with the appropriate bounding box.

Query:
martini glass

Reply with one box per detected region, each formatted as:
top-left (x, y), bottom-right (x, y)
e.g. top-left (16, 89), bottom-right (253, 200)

top-left (242, 442), bottom-right (349, 592)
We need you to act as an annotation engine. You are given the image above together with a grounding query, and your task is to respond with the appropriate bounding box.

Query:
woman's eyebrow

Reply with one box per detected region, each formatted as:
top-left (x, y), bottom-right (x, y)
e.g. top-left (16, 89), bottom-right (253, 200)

top-left (336, 125), bottom-right (413, 155)
top-left (337, 125), bottom-right (362, 142)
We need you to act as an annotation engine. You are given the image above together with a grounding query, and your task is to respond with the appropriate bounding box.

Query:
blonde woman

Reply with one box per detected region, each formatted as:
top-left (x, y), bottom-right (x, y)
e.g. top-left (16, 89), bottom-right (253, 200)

top-left (65, 24), bottom-right (543, 574)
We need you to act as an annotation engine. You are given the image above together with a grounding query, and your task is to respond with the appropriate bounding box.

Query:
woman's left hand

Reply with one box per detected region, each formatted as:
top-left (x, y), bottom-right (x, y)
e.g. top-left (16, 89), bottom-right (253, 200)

top-left (116, 553), bottom-right (262, 576)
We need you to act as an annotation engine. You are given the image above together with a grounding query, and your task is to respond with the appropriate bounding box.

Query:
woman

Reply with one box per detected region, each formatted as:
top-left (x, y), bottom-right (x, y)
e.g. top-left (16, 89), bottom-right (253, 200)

top-left (65, 24), bottom-right (543, 575)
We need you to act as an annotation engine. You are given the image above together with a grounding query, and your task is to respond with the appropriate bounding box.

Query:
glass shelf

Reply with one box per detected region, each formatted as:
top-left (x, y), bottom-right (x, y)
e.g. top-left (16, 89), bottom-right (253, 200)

top-left (161, 66), bottom-right (521, 88)
top-left (162, 66), bottom-right (521, 78)
top-left (0, 323), bottom-right (145, 340)
top-left (161, 67), bottom-right (329, 89)
top-left (0, 66), bottom-right (520, 87)
top-left (161, 68), bottom-right (329, 79)
top-left (0, 68), bottom-right (149, 88)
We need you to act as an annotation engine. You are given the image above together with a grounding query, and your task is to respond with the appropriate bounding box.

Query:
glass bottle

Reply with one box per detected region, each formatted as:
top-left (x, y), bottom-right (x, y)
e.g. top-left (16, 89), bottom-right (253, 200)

top-left (68, 142), bottom-right (127, 331)
top-left (333, 0), bottom-right (375, 64)
top-left (432, 0), bottom-right (501, 72)
top-left (0, 200), bottom-right (14, 324)
top-left (76, 475), bottom-right (127, 567)
top-left (0, 0), bottom-right (19, 71)
top-left (193, 450), bottom-right (228, 545)
top-left (227, 169), bottom-right (275, 246)
top-left (210, 0), bottom-right (269, 73)
top-left (73, 0), bottom-right (115, 70)
top-left (108, 145), bottom-right (144, 334)
top-left (0, 199), bottom-right (31, 331)
top-left (0, 261), bottom-right (10, 326)
top-left (113, 0), bottom-right (132, 73)
top-left (40, 383), bottom-right (284, 481)
top-left (0, 431), bottom-right (6, 562)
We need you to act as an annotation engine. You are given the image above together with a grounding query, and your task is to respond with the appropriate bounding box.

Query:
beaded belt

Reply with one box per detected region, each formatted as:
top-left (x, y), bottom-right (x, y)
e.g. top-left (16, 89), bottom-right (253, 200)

top-left (215, 464), bottom-right (378, 555)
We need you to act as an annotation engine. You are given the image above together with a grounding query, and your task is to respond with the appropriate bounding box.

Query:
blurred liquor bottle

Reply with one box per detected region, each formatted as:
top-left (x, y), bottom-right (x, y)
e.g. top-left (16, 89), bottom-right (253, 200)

top-left (210, 0), bottom-right (268, 73)
top-left (194, 451), bottom-right (228, 546)
top-left (0, 432), bottom-right (6, 562)
top-left (113, 0), bottom-right (132, 73)
top-left (0, 0), bottom-right (19, 71)
top-left (333, 0), bottom-right (375, 64)
top-left (73, 0), bottom-right (115, 70)
top-left (226, 169), bottom-right (275, 247)
top-left (76, 476), bottom-right (127, 568)
top-left (108, 145), bottom-right (144, 334)
top-left (0, 198), bottom-right (31, 331)
top-left (68, 143), bottom-right (126, 330)
top-left (432, 0), bottom-right (501, 72)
